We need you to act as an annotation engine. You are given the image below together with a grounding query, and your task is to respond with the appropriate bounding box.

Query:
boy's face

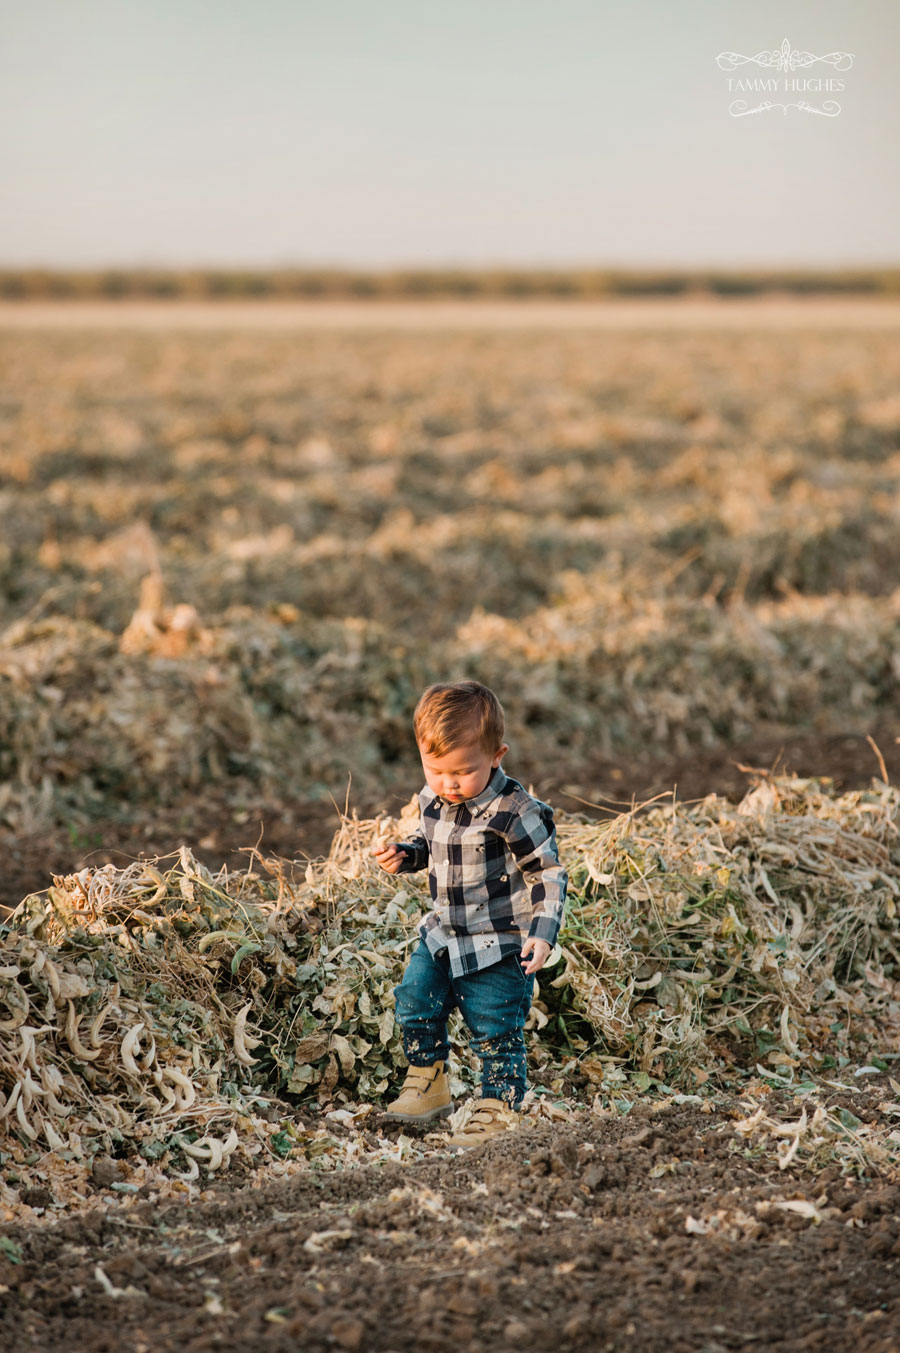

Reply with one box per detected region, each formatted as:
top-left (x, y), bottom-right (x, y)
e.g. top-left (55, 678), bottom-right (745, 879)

top-left (418, 738), bottom-right (509, 804)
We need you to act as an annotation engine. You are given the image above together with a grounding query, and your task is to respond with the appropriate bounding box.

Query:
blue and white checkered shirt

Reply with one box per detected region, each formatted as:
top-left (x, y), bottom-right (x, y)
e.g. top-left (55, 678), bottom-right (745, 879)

top-left (396, 765), bottom-right (568, 977)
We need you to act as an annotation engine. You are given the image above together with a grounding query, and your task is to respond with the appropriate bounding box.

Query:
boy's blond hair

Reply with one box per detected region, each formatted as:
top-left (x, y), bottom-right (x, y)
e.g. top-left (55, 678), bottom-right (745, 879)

top-left (413, 681), bottom-right (505, 757)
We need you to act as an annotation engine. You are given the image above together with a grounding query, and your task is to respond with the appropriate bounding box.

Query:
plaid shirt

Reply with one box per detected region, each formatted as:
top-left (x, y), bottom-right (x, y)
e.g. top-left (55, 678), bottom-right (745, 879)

top-left (396, 765), bottom-right (568, 977)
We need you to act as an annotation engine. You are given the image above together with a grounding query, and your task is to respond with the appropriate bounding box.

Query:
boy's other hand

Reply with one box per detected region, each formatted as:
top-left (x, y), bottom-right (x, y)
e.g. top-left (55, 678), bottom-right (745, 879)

top-left (520, 937), bottom-right (552, 974)
top-left (372, 841), bottom-right (407, 874)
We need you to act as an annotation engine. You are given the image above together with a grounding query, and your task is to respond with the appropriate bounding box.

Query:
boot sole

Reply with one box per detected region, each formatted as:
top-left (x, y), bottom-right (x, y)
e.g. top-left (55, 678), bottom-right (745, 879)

top-left (382, 1102), bottom-right (455, 1124)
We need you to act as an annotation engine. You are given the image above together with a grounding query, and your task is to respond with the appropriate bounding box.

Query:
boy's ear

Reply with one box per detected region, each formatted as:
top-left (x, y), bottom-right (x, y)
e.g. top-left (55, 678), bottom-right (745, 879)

top-left (492, 743), bottom-right (510, 767)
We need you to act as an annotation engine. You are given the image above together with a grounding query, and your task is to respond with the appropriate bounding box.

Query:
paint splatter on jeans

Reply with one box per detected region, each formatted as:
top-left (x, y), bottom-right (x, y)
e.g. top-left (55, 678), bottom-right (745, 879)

top-left (392, 939), bottom-right (535, 1107)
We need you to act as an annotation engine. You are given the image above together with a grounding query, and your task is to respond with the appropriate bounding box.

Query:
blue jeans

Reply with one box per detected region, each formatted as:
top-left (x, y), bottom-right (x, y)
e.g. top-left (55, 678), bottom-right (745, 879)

top-left (392, 940), bottom-right (535, 1108)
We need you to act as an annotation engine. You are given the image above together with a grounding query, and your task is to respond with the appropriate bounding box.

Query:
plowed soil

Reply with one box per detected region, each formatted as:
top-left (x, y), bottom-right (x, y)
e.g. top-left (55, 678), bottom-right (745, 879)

top-left (3, 1087), bottom-right (899, 1353)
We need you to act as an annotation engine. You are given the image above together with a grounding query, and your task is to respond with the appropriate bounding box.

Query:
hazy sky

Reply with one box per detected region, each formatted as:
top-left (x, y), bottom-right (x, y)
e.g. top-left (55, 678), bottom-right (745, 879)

top-left (2, 0), bottom-right (897, 268)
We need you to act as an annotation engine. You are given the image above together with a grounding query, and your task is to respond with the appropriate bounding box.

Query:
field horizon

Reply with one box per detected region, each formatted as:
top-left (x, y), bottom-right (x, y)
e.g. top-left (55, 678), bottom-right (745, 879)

top-left (3, 295), bottom-right (900, 334)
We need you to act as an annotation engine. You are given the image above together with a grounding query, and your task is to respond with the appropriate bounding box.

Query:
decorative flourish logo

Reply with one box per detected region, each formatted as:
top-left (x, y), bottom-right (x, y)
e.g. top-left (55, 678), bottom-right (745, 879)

top-left (715, 37), bottom-right (854, 117)
top-left (717, 38), bottom-right (854, 73)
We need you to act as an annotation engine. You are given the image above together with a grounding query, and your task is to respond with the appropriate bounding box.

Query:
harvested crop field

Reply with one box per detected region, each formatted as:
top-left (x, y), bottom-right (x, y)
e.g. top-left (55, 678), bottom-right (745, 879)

top-left (1, 300), bottom-right (899, 1351)
top-left (3, 300), bottom-right (900, 900)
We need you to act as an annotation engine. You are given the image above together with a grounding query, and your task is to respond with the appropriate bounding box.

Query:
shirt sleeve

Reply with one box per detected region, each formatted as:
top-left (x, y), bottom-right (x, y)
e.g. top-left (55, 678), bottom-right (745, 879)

top-left (498, 800), bottom-right (568, 946)
top-left (395, 833), bottom-right (429, 873)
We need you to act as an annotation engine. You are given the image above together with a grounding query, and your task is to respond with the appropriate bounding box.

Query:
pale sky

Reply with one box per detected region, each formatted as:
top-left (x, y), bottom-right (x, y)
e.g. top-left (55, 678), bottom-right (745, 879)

top-left (1, 0), bottom-right (897, 268)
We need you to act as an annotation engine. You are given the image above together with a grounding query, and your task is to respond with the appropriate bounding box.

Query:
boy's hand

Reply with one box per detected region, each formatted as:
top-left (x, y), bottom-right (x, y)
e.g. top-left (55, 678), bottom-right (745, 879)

top-left (520, 937), bottom-right (552, 974)
top-left (372, 841), bottom-right (408, 874)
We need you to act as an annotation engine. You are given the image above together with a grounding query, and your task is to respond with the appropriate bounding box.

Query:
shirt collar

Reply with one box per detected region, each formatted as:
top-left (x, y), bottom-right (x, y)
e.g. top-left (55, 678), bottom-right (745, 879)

top-left (425, 764), bottom-right (508, 817)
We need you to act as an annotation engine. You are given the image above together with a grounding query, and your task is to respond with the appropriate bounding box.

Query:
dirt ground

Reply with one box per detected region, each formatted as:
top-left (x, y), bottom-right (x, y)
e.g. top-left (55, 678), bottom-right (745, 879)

top-left (2, 1082), bottom-right (899, 1353)
top-left (3, 724), bottom-right (896, 917)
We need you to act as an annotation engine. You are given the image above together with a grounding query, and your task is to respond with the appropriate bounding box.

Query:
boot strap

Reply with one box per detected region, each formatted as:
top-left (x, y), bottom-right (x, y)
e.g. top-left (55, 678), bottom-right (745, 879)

top-left (470, 1106), bottom-right (503, 1125)
top-left (406, 1064), bottom-right (439, 1086)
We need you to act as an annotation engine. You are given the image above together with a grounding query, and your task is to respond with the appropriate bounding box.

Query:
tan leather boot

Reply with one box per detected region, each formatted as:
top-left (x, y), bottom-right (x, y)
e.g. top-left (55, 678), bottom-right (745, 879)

top-left (446, 1097), bottom-right (520, 1149)
top-left (383, 1061), bottom-right (453, 1123)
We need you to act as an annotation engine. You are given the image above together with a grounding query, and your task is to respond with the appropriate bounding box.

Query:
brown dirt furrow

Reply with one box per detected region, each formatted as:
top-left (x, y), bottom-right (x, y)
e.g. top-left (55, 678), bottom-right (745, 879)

top-left (2, 1102), bottom-right (898, 1353)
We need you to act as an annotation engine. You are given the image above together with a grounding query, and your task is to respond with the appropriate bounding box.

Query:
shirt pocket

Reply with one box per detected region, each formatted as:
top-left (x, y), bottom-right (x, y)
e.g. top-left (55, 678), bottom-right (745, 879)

top-left (477, 832), bottom-right (510, 883)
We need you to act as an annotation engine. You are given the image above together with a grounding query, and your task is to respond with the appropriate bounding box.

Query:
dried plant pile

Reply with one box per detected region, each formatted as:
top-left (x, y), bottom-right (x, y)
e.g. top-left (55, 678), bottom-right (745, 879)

top-left (3, 576), bottom-right (899, 838)
top-left (0, 833), bottom-right (431, 1189)
top-left (2, 777), bottom-right (898, 1187)
top-left (554, 776), bottom-right (899, 1078)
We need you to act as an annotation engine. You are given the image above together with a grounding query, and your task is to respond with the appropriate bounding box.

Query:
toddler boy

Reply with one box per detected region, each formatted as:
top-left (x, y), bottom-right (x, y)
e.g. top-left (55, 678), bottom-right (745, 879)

top-left (372, 681), bottom-right (567, 1148)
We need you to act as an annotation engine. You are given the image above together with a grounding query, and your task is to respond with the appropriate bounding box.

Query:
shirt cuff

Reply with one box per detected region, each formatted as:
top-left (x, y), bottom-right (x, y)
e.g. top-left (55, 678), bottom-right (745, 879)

top-left (420, 919), bottom-right (449, 956)
top-left (396, 841), bottom-right (427, 872)
top-left (528, 914), bottom-right (560, 946)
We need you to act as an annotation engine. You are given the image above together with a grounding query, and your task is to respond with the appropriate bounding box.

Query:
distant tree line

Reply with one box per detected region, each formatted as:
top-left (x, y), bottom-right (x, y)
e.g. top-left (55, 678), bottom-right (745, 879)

top-left (1, 267), bottom-right (898, 299)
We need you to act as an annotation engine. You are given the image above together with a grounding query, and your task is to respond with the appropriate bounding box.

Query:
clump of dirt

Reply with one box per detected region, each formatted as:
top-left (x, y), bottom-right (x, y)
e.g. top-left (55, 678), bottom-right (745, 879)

top-left (2, 1091), bottom-right (898, 1353)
